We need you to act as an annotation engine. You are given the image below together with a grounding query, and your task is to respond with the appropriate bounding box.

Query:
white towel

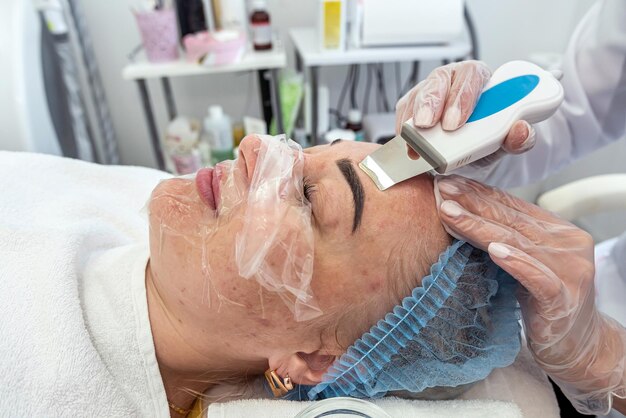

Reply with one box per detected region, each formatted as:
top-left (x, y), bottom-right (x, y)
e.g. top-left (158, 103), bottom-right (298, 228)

top-left (0, 151), bottom-right (171, 417)
top-left (207, 397), bottom-right (523, 418)
top-left (203, 345), bottom-right (559, 417)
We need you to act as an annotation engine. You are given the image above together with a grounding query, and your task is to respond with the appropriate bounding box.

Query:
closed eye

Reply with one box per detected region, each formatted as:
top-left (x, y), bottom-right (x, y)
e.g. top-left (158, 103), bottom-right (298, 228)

top-left (302, 176), bottom-right (317, 203)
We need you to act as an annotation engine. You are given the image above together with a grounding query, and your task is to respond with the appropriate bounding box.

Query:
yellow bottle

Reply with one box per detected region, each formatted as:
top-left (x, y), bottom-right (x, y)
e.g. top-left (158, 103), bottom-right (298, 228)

top-left (319, 0), bottom-right (345, 50)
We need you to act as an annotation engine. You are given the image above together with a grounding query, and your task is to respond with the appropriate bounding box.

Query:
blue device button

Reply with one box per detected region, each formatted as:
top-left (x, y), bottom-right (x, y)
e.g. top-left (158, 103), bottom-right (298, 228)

top-left (467, 75), bottom-right (540, 123)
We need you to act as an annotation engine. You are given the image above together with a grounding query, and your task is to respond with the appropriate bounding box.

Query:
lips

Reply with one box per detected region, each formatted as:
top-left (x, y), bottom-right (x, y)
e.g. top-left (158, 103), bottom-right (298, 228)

top-left (195, 167), bottom-right (219, 211)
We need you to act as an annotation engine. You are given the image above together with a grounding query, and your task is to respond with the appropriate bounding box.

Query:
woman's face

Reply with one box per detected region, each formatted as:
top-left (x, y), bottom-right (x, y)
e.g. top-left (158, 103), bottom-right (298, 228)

top-left (148, 135), bottom-right (449, 356)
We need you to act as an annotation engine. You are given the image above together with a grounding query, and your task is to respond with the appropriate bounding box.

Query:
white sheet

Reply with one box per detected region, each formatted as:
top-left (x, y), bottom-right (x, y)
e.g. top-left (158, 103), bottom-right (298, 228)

top-left (0, 151), bottom-right (171, 416)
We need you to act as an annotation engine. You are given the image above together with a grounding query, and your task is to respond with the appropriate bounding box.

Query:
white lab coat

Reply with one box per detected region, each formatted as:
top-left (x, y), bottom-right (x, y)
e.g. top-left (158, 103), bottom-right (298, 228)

top-left (460, 1), bottom-right (626, 415)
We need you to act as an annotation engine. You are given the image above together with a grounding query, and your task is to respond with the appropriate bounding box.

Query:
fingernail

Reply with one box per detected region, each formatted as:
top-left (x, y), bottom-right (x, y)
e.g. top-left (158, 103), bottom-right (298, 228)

top-left (414, 106), bottom-right (434, 127)
top-left (489, 242), bottom-right (511, 259)
top-left (518, 122), bottom-right (536, 151)
top-left (440, 200), bottom-right (464, 218)
top-left (437, 179), bottom-right (460, 195)
top-left (442, 106), bottom-right (462, 130)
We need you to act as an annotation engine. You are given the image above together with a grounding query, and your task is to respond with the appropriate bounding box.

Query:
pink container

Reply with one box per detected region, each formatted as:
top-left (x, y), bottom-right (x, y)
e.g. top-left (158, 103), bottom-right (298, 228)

top-left (134, 8), bottom-right (180, 63)
top-left (183, 30), bottom-right (246, 66)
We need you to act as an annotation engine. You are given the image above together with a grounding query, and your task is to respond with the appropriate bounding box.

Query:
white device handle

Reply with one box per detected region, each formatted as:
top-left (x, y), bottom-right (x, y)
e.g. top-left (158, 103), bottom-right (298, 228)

top-left (402, 60), bottom-right (564, 173)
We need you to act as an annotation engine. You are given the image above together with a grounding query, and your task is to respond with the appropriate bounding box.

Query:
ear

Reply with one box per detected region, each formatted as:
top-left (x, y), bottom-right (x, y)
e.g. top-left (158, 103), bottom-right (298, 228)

top-left (269, 351), bottom-right (336, 386)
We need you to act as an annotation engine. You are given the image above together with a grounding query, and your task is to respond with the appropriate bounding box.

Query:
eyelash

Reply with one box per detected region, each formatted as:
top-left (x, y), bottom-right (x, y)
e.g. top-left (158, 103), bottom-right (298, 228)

top-left (302, 176), bottom-right (317, 203)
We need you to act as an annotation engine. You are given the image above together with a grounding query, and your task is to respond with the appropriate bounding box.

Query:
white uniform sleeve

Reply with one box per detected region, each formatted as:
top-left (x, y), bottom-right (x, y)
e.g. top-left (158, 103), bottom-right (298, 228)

top-left (460, 0), bottom-right (626, 189)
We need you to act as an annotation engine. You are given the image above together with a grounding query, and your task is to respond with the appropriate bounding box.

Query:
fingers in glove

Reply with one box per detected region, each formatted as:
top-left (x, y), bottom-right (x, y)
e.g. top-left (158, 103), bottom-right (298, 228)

top-left (437, 179), bottom-right (574, 244)
top-left (442, 61), bottom-right (492, 131)
top-left (395, 88), bottom-right (419, 134)
top-left (502, 120), bottom-right (536, 154)
top-left (438, 181), bottom-right (594, 283)
top-left (436, 174), bottom-right (571, 225)
top-left (412, 67), bottom-right (453, 128)
top-left (488, 242), bottom-right (562, 310)
top-left (438, 199), bottom-right (536, 252)
top-left (439, 200), bottom-right (572, 315)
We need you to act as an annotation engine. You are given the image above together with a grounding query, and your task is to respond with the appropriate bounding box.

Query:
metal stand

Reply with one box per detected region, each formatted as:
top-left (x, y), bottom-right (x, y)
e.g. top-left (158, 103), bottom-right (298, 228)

top-left (136, 79), bottom-right (165, 170)
top-left (161, 77), bottom-right (177, 120)
top-left (310, 66), bottom-right (319, 145)
top-left (256, 69), bottom-right (285, 134)
top-left (257, 69), bottom-right (273, 128)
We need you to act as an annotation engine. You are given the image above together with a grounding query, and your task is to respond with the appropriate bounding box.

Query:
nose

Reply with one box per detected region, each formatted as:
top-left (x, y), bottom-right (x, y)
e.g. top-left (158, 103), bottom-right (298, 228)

top-left (237, 135), bottom-right (263, 180)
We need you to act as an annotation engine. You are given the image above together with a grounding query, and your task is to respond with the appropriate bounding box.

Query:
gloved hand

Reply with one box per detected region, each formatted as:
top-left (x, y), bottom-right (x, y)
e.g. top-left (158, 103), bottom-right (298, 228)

top-left (435, 174), bottom-right (626, 415)
top-left (395, 61), bottom-right (535, 164)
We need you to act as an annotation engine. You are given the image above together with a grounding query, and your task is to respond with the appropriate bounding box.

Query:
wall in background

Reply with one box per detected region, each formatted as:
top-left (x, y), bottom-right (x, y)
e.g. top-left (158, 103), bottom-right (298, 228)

top-left (80, 0), bottom-right (592, 167)
top-left (467, 0), bottom-right (596, 66)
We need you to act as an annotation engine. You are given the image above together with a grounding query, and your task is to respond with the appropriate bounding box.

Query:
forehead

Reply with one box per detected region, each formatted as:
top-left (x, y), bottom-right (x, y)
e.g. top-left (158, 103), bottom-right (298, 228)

top-left (304, 140), bottom-right (379, 160)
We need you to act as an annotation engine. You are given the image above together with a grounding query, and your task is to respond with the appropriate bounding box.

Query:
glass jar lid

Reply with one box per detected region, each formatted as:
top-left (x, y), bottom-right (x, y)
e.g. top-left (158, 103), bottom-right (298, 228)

top-left (294, 397), bottom-right (392, 418)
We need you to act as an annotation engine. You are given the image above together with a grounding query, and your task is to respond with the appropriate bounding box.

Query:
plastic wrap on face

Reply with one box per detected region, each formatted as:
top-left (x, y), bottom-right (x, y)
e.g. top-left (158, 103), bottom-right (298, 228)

top-left (148, 134), bottom-right (319, 322)
top-left (235, 135), bottom-right (319, 321)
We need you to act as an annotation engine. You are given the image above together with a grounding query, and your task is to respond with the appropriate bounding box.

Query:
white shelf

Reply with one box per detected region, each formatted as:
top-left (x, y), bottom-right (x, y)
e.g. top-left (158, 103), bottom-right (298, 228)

top-left (289, 27), bottom-right (472, 67)
top-left (122, 48), bottom-right (287, 80)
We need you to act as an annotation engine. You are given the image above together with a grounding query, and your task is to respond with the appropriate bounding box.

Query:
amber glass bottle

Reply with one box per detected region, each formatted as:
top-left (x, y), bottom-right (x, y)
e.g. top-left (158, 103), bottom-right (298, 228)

top-left (250, 0), bottom-right (272, 51)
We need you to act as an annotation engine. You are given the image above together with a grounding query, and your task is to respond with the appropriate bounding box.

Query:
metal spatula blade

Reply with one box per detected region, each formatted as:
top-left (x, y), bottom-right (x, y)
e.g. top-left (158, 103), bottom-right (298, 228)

top-left (358, 135), bottom-right (435, 191)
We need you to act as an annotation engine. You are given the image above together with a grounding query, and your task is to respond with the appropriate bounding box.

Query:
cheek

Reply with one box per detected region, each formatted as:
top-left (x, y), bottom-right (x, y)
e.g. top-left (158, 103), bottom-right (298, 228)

top-left (312, 246), bottom-right (388, 310)
top-left (148, 190), bottom-right (246, 304)
top-left (205, 209), bottom-right (312, 315)
top-left (239, 204), bottom-right (314, 299)
top-left (260, 207), bottom-right (312, 262)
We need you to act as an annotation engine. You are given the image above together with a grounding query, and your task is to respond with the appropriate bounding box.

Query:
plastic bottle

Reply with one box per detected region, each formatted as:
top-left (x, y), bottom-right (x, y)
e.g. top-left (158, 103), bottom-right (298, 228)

top-left (203, 106), bottom-right (234, 165)
top-left (319, 0), bottom-right (346, 51)
top-left (174, 0), bottom-right (207, 44)
top-left (346, 109), bottom-right (364, 141)
top-left (250, 0), bottom-right (272, 51)
top-left (164, 116), bottom-right (202, 174)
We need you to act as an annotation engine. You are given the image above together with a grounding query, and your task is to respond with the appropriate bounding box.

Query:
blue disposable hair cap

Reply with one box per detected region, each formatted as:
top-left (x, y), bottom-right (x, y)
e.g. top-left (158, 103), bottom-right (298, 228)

top-left (307, 240), bottom-right (521, 400)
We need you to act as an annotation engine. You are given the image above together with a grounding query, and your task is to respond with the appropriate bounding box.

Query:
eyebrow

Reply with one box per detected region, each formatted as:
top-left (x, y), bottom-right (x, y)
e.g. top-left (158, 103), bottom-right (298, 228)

top-left (336, 158), bottom-right (365, 233)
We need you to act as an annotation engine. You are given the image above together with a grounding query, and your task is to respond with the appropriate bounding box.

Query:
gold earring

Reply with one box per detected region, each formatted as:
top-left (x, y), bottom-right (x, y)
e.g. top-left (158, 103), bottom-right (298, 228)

top-left (264, 369), bottom-right (293, 397)
top-left (284, 374), bottom-right (294, 390)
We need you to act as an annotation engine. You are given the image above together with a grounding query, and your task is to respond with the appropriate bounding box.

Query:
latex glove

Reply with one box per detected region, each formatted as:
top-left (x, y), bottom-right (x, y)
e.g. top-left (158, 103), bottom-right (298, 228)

top-left (395, 61), bottom-right (535, 164)
top-left (435, 174), bottom-right (626, 415)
